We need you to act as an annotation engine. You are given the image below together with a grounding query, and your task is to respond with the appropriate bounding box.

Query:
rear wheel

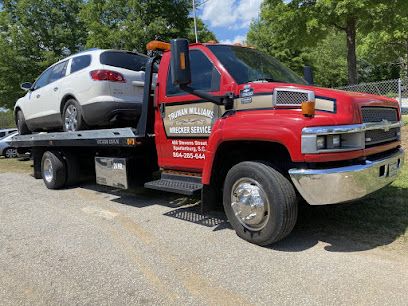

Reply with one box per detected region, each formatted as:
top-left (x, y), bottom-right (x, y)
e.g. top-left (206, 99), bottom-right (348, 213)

top-left (41, 151), bottom-right (66, 189)
top-left (16, 111), bottom-right (31, 135)
top-left (4, 147), bottom-right (17, 158)
top-left (62, 99), bottom-right (87, 132)
top-left (223, 161), bottom-right (298, 246)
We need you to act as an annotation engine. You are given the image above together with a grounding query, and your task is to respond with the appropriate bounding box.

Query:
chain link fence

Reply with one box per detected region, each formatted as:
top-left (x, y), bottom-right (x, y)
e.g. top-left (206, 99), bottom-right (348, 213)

top-left (336, 78), bottom-right (408, 114)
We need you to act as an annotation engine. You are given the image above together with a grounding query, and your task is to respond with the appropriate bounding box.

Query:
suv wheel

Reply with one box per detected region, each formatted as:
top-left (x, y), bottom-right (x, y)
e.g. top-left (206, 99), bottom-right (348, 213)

top-left (16, 111), bottom-right (31, 135)
top-left (63, 99), bottom-right (87, 132)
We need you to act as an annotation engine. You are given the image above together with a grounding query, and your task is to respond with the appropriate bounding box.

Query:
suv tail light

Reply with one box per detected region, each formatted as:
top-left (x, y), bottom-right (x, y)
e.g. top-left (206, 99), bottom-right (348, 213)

top-left (90, 70), bottom-right (126, 82)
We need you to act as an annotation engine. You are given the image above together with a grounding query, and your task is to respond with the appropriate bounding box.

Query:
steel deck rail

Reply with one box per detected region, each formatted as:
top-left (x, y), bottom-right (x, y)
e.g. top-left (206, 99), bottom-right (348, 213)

top-left (11, 127), bottom-right (143, 148)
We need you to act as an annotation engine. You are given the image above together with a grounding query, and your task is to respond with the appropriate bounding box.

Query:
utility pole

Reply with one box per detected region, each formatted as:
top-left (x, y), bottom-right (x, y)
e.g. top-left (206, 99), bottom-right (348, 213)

top-left (193, 0), bottom-right (198, 43)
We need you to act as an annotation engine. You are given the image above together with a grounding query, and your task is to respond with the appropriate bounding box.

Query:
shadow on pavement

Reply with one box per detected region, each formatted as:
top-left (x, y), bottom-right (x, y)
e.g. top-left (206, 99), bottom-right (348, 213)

top-left (81, 183), bottom-right (407, 253)
top-left (271, 185), bottom-right (408, 253)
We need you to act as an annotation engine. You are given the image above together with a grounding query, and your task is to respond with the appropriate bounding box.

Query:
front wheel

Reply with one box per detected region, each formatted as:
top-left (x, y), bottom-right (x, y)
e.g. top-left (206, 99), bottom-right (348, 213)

top-left (62, 99), bottom-right (87, 132)
top-left (223, 161), bottom-right (298, 246)
top-left (16, 111), bottom-right (31, 135)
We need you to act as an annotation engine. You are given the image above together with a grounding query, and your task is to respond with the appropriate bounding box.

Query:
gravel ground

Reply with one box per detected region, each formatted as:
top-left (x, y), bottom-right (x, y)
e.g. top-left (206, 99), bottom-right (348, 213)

top-left (0, 172), bottom-right (407, 305)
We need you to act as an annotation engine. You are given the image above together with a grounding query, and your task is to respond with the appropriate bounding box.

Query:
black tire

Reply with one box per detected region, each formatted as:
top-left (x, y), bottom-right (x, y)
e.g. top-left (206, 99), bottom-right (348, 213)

top-left (62, 99), bottom-right (87, 132)
top-left (41, 151), bottom-right (66, 189)
top-left (223, 161), bottom-right (298, 246)
top-left (63, 151), bottom-right (81, 186)
top-left (16, 111), bottom-right (31, 135)
top-left (4, 147), bottom-right (17, 158)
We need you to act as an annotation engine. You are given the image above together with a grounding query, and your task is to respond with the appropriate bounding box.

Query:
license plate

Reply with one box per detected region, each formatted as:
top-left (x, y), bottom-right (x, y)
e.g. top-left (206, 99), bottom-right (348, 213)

top-left (388, 161), bottom-right (399, 177)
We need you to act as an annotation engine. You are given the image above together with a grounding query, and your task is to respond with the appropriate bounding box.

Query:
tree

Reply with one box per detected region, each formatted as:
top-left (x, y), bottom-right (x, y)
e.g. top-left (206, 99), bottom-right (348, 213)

top-left (0, 0), bottom-right (86, 109)
top-left (187, 17), bottom-right (216, 43)
top-left (80, 0), bottom-right (194, 52)
top-left (248, 0), bottom-right (406, 85)
top-left (358, 1), bottom-right (408, 79)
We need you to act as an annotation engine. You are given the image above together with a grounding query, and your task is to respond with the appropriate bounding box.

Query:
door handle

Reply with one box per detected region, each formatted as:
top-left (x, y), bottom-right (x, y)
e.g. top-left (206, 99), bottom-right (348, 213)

top-left (159, 103), bottom-right (165, 118)
top-left (36, 94), bottom-right (40, 98)
top-left (53, 87), bottom-right (58, 92)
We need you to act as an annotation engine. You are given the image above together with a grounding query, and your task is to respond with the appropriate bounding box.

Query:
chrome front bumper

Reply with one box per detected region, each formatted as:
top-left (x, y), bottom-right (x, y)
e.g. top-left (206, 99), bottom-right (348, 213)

top-left (289, 149), bottom-right (405, 205)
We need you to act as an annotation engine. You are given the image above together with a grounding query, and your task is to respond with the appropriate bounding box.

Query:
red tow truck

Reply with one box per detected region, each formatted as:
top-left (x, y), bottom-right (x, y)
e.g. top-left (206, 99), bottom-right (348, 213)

top-left (12, 39), bottom-right (404, 245)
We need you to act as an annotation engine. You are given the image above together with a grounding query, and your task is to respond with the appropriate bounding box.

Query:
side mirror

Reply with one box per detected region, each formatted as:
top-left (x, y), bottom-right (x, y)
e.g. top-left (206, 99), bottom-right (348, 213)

top-left (20, 82), bottom-right (33, 91)
top-left (303, 66), bottom-right (314, 85)
top-left (170, 38), bottom-right (191, 86)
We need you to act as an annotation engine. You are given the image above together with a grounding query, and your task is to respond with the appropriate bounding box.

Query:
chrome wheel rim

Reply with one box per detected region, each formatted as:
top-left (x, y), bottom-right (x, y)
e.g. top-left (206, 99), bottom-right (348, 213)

top-left (230, 177), bottom-right (270, 231)
top-left (5, 148), bottom-right (17, 158)
top-left (43, 158), bottom-right (53, 183)
top-left (64, 104), bottom-right (78, 131)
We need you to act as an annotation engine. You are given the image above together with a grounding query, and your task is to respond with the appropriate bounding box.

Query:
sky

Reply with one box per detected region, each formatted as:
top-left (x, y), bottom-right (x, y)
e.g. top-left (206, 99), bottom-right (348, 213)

top-left (197, 0), bottom-right (263, 44)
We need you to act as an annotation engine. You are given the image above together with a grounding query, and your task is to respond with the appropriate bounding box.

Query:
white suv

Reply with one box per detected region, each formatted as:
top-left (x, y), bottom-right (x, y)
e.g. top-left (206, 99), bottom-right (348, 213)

top-left (15, 49), bottom-right (150, 134)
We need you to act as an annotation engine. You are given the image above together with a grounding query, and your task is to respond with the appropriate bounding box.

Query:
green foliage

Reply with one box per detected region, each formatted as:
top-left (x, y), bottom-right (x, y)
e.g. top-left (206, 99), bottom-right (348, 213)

top-left (403, 115), bottom-right (408, 126)
top-left (248, 0), bottom-right (408, 87)
top-left (358, 2), bottom-right (408, 79)
top-left (187, 18), bottom-right (216, 43)
top-left (307, 31), bottom-right (348, 87)
top-left (0, 0), bottom-right (86, 109)
top-left (0, 110), bottom-right (15, 128)
top-left (80, 0), bottom-right (191, 51)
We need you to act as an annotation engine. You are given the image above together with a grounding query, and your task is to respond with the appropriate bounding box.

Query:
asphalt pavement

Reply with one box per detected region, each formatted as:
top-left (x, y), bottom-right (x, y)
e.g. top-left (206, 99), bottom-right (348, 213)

top-left (0, 172), bottom-right (407, 305)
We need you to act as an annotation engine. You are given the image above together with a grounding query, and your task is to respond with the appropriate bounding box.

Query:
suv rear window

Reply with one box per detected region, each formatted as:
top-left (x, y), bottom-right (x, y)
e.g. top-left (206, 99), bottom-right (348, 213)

top-left (100, 51), bottom-right (148, 71)
top-left (70, 55), bottom-right (91, 73)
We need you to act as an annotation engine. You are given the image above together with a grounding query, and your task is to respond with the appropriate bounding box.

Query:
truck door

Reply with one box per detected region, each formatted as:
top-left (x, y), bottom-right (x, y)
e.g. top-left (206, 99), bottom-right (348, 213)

top-left (156, 48), bottom-right (224, 172)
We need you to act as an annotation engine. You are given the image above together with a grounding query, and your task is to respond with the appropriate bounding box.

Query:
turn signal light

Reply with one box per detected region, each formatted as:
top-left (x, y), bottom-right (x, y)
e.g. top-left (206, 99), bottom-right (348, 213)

top-left (146, 40), bottom-right (171, 51)
top-left (301, 101), bottom-right (315, 118)
top-left (90, 70), bottom-right (126, 83)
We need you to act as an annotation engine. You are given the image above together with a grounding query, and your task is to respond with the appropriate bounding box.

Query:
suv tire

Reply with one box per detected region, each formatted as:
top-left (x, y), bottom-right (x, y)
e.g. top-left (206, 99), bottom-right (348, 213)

top-left (62, 99), bottom-right (87, 132)
top-left (16, 111), bottom-right (31, 135)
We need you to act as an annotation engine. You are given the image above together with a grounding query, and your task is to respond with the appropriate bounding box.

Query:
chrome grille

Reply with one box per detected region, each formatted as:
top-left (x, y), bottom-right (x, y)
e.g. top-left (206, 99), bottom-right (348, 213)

top-left (365, 128), bottom-right (400, 147)
top-left (361, 107), bottom-right (400, 146)
top-left (275, 91), bottom-right (308, 105)
top-left (273, 88), bottom-right (314, 106)
top-left (361, 107), bottom-right (398, 123)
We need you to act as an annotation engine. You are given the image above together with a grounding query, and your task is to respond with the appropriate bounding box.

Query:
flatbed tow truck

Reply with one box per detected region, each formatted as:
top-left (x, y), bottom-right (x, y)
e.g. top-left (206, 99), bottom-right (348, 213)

top-left (11, 39), bottom-right (405, 245)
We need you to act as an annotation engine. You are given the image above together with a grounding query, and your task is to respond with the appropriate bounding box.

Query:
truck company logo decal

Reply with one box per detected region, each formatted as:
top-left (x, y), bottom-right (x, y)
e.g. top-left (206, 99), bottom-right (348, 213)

top-left (240, 85), bottom-right (254, 104)
top-left (163, 102), bottom-right (221, 137)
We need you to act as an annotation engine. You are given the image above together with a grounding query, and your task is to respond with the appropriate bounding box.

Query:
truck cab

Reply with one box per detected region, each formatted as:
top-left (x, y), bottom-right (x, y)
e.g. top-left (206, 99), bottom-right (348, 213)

top-left (150, 39), bottom-right (404, 244)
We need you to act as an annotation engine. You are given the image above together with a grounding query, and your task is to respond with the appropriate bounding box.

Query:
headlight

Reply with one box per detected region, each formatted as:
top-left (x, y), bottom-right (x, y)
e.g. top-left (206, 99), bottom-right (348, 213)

top-left (316, 136), bottom-right (326, 150)
top-left (332, 135), bottom-right (341, 148)
top-left (302, 127), bottom-right (366, 154)
top-left (316, 135), bottom-right (341, 150)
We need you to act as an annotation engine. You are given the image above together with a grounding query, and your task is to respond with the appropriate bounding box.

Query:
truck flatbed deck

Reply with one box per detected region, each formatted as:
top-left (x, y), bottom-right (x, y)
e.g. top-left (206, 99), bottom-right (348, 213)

top-left (11, 127), bottom-right (144, 148)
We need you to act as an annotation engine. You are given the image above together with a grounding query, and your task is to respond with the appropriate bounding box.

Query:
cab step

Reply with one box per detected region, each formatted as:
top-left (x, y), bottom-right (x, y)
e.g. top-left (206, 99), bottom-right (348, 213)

top-left (144, 173), bottom-right (202, 196)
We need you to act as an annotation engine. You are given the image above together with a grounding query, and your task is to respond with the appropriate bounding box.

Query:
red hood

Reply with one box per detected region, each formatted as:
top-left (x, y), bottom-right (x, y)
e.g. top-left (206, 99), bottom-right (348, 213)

top-left (238, 82), bottom-right (400, 124)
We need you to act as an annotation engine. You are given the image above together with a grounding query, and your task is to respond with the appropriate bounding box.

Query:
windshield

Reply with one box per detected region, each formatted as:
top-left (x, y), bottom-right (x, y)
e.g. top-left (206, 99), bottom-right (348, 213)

top-left (207, 45), bottom-right (307, 85)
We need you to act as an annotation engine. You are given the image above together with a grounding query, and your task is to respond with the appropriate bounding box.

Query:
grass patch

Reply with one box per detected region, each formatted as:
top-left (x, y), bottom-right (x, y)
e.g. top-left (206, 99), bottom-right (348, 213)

top-left (402, 115), bottom-right (408, 125)
top-left (0, 157), bottom-right (32, 173)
